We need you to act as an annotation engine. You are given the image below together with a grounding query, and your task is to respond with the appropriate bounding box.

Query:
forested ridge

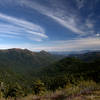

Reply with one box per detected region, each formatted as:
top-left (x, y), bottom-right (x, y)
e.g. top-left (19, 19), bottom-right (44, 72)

top-left (0, 49), bottom-right (99, 100)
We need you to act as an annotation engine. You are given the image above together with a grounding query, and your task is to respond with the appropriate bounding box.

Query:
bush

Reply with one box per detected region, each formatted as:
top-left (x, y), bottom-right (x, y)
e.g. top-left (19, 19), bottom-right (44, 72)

top-left (32, 80), bottom-right (46, 95)
top-left (4, 83), bottom-right (24, 100)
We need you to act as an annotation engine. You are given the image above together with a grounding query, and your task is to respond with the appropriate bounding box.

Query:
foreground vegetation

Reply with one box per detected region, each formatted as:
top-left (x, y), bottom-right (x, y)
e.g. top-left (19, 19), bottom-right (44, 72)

top-left (0, 80), bottom-right (100, 100)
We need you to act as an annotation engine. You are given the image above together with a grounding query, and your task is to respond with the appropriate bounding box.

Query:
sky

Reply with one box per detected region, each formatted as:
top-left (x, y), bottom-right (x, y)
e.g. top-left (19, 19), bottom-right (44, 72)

top-left (0, 0), bottom-right (100, 52)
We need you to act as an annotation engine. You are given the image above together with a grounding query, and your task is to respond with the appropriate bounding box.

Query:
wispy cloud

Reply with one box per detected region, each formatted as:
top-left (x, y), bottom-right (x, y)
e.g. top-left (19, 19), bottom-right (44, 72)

top-left (27, 37), bottom-right (100, 52)
top-left (33, 37), bottom-right (100, 51)
top-left (17, 0), bottom-right (96, 36)
top-left (0, 13), bottom-right (48, 41)
top-left (0, 37), bottom-right (100, 52)
top-left (0, 0), bottom-right (99, 52)
top-left (0, 0), bottom-right (96, 36)
top-left (18, 0), bottom-right (85, 34)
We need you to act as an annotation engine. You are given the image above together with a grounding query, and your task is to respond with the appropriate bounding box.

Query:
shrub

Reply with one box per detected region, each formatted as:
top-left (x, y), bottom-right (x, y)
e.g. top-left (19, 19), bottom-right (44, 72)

top-left (32, 80), bottom-right (46, 95)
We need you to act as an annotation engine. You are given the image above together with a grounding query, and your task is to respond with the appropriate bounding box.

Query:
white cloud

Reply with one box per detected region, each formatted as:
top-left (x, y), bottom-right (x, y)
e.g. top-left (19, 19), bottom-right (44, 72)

top-left (0, 43), bottom-right (31, 50)
top-left (0, 0), bottom-right (99, 52)
top-left (49, 15), bottom-right (84, 34)
top-left (28, 37), bottom-right (100, 51)
top-left (27, 30), bottom-right (48, 38)
top-left (0, 13), bottom-right (48, 41)
top-left (17, 0), bottom-right (97, 36)
top-left (96, 33), bottom-right (100, 37)
top-left (0, 0), bottom-right (96, 36)
top-left (0, 34), bottom-right (19, 38)
top-left (17, 0), bottom-right (85, 34)
top-left (0, 37), bottom-right (100, 52)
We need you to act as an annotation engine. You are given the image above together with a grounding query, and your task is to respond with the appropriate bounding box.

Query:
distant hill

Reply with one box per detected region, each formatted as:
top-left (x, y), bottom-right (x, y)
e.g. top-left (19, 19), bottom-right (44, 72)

top-left (69, 51), bottom-right (100, 61)
top-left (50, 50), bottom-right (92, 55)
top-left (0, 48), bottom-right (62, 72)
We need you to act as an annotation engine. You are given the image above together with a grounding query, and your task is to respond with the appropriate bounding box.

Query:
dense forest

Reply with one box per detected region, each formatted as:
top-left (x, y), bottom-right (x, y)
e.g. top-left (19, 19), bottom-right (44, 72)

top-left (0, 49), bottom-right (100, 100)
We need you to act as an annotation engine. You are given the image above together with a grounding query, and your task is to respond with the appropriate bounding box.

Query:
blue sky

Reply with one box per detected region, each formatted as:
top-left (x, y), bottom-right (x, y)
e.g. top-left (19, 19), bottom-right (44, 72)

top-left (0, 0), bottom-right (100, 52)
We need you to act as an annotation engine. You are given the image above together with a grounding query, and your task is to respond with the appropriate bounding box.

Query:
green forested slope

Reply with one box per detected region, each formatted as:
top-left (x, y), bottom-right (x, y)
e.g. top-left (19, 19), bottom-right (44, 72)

top-left (0, 49), bottom-right (100, 98)
top-left (0, 48), bottom-right (61, 72)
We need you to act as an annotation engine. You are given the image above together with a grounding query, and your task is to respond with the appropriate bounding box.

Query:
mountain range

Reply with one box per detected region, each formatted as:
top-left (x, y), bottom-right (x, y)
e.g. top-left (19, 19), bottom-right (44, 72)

top-left (0, 48), bottom-right (100, 93)
top-left (0, 48), bottom-right (62, 72)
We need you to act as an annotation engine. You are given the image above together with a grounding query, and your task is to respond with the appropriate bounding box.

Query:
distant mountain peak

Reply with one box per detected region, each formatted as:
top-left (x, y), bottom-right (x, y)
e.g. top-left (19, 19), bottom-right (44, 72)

top-left (39, 50), bottom-right (49, 54)
top-left (0, 48), bottom-right (61, 71)
top-left (40, 50), bottom-right (46, 52)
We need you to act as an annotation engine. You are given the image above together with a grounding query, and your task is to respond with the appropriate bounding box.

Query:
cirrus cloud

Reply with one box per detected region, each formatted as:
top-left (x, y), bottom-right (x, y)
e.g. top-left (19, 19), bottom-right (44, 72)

top-left (17, 0), bottom-right (96, 36)
top-left (0, 13), bottom-right (48, 41)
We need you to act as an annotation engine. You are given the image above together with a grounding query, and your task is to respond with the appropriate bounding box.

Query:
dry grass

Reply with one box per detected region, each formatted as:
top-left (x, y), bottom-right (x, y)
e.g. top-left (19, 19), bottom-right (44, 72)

top-left (0, 91), bottom-right (100, 100)
top-left (0, 81), bottom-right (100, 100)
